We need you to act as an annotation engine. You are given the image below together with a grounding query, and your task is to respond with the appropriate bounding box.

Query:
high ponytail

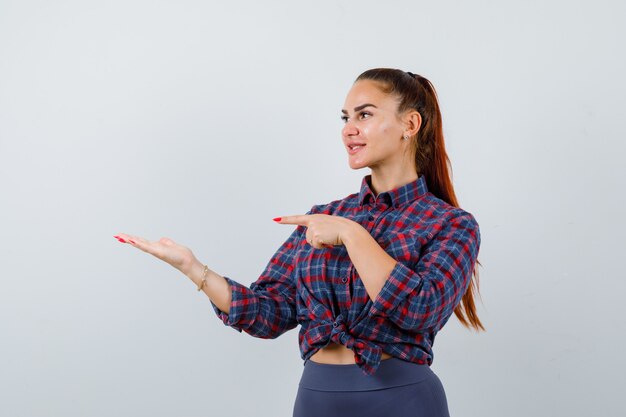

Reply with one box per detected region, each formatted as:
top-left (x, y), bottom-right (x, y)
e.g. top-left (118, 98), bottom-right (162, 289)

top-left (355, 68), bottom-right (485, 332)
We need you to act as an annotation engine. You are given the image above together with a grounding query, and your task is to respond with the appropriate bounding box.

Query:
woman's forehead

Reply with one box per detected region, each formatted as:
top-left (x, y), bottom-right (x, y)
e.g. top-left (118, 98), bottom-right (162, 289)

top-left (344, 80), bottom-right (398, 111)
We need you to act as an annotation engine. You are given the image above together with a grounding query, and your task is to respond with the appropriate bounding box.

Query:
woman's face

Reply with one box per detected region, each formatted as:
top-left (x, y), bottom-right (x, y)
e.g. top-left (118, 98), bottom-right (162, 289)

top-left (341, 79), bottom-right (408, 170)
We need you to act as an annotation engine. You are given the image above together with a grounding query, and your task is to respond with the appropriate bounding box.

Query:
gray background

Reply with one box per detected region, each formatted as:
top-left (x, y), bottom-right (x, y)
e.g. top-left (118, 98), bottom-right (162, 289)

top-left (1, 1), bottom-right (624, 416)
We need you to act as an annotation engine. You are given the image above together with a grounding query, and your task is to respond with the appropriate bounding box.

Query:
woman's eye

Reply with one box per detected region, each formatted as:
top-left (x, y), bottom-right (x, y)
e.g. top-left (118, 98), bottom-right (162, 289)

top-left (340, 112), bottom-right (371, 123)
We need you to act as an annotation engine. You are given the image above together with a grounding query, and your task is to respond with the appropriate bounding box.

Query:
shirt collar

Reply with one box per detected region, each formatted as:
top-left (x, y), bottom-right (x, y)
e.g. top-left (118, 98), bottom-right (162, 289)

top-left (358, 173), bottom-right (429, 208)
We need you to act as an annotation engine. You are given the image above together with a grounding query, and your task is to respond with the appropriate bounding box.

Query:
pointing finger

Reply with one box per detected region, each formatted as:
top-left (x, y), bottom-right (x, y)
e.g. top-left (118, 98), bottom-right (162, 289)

top-left (273, 215), bottom-right (310, 225)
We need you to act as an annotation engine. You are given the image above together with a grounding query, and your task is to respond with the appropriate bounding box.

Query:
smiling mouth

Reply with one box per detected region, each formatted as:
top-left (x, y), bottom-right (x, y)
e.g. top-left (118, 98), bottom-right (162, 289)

top-left (348, 144), bottom-right (365, 154)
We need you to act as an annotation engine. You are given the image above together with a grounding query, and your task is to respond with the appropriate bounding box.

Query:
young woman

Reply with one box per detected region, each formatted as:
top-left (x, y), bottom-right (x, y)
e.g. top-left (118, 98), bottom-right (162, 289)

top-left (114, 67), bottom-right (483, 417)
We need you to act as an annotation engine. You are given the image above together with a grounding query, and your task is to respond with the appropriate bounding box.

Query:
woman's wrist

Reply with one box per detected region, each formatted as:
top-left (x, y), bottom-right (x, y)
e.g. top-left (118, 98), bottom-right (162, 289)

top-left (340, 219), bottom-right (364, 247)
top-left (182, 257), bottom-right (204, 284)
top-left (183, 259), bottom-right (232, 313)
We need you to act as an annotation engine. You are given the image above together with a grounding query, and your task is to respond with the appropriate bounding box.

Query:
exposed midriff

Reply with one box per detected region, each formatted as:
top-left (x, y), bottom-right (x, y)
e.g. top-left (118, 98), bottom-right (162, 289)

top-left (309, 341), bottom-right (392, 364)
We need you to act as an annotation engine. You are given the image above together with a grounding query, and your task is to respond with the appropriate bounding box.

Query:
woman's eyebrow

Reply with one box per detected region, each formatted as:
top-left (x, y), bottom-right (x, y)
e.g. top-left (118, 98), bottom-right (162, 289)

top-left (341, 103), bottom-right (378, 114)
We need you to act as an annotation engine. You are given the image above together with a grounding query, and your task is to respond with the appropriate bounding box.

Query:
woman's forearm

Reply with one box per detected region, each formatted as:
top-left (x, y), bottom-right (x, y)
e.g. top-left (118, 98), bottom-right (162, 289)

top-left (184, 259), bottom-right (232, 314)
top-left (342, 222), bottom-right (398, 303)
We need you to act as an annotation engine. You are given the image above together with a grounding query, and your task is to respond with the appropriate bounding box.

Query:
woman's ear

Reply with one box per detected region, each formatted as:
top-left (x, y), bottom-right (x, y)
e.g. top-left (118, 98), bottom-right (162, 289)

top-left (403, 110), bottom-right (422, 137)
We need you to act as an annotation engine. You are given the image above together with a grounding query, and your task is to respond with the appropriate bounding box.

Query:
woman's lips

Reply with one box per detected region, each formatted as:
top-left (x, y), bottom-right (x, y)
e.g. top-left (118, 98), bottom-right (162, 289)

top-left (348, 145), bottom-right (365, 155)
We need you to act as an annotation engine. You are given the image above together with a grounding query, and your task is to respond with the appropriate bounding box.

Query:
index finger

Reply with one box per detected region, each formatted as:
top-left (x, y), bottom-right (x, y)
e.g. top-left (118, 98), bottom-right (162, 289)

top-left (274, 215), bottom-right (311, 225)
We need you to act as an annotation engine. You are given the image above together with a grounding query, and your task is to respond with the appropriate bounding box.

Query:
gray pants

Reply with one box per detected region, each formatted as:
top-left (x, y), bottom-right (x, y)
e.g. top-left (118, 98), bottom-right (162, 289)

top-left (293, 357), bottom-right (450, 417)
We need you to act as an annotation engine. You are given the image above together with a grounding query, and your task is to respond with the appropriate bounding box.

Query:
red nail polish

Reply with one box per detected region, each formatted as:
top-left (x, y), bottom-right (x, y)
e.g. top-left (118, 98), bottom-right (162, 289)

top-left (273, 217), bottom-right (282, 222)
top-left (117, 238), bottom-right (127, 243)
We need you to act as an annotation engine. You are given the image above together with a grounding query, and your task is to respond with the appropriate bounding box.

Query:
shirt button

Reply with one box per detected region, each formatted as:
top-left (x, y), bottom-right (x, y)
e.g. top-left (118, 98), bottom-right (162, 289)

top-left (332, 322), bottom-right (338, 328)
top-left (341, 277), bottom-right (348, 283)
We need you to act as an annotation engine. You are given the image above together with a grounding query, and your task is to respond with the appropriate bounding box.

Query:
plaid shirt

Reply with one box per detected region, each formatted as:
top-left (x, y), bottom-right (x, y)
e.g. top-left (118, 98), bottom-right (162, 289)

top-left (210, 174), bottom-right (481, 376)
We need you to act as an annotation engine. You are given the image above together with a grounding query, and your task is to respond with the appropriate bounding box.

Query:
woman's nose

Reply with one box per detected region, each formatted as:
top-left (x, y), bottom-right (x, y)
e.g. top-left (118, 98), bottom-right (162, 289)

top-left (342, 122), bottom-right (358, 137)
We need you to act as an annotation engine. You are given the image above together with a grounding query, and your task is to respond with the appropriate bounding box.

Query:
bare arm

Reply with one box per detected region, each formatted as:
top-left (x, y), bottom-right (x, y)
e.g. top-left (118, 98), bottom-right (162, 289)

top-left (183, 259), bottom-right (232, 314)
top-left (341, 222), bottom-right (398, 303)
top-left (113, 233), bottom-right (232, 314)
top-left (114, 222), bottom-right (303, 339)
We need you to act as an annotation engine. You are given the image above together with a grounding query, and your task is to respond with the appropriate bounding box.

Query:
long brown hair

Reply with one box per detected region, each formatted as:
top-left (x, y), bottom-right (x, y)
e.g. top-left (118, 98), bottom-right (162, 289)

top-left (355, 68), bottom-right (485, 332)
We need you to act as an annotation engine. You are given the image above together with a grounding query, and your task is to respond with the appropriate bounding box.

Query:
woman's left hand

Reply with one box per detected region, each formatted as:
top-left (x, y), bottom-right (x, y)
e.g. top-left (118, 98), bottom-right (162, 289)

top-left (275, 214), bottom-right (355, 249)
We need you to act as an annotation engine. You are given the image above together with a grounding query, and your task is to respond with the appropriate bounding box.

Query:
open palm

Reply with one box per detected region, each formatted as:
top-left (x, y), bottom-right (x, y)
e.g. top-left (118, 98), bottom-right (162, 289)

top-left (113, 233), bottom-right (196, 275)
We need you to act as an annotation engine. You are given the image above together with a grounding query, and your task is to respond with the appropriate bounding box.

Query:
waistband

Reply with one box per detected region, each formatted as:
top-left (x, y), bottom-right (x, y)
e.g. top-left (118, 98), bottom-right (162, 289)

top-left (299, 357), bottom-right (434, 391)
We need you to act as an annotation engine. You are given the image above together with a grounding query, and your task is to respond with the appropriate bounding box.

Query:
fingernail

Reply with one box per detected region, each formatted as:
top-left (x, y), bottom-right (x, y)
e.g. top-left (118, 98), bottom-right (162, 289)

top-left (273, 217), bottom-right (282, 222)
top-left (117, 238), bottom-right (127, 243)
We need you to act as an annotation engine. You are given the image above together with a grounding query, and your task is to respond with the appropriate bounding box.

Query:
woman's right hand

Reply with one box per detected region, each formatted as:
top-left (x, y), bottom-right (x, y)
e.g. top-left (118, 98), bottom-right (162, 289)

top-left (113, 233), bottom-right (197, 276)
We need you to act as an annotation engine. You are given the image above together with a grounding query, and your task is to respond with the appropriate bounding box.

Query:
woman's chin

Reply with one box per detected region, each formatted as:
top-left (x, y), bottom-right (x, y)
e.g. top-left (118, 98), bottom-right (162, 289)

top-left (348, 160), bottom-right (367, 170)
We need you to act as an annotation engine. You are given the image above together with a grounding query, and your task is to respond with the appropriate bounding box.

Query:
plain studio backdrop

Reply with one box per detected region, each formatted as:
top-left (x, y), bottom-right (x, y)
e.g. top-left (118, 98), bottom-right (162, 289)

top-left (1, 1), bottom-right (624, 416)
